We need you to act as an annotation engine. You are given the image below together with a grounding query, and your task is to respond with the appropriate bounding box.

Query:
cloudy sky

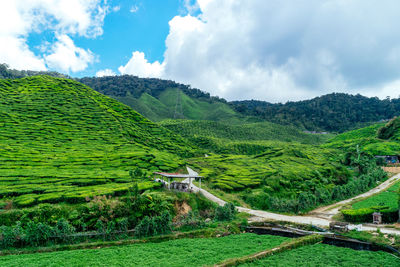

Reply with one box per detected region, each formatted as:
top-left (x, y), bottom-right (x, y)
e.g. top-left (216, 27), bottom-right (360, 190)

top-left (1, 0), bottom-right (400, 102)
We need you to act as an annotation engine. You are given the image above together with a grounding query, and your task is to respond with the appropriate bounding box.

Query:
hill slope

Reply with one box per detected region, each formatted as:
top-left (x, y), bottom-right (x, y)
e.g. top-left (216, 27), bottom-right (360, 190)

top-left (0, 76), bottom-right (194, 207)
top-left (160, 120), bottom-right (331, 145)
top-left (78, 75), bottom-right (252, 124)
top-left (324, 117), bottom-right (400, 155)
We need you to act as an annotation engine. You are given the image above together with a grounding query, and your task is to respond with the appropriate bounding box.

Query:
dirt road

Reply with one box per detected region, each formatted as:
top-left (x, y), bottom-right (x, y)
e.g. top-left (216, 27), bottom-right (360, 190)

top-left (309, 173), bottom-right (400, 220)
top-left (184, 176), bottom-right (400, 236)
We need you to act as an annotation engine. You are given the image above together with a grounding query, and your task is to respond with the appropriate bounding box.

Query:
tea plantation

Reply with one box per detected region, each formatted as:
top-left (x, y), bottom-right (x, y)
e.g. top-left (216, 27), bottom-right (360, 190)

top-left (0, 76), bottom-right (195, 208)
top-left (0, 75), bottom-right (391, 215)
top-left (325, 117), bottom-right (400, 155)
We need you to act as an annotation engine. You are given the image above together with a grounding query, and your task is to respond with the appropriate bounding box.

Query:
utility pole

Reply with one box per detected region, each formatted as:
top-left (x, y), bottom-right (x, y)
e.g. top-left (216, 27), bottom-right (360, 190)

top-left (173, 88), bottom-right (184, 119)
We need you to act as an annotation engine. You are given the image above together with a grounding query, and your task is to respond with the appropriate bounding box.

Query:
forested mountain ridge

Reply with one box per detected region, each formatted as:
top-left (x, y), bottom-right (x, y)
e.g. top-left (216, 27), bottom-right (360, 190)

top-left (231, 93), bottom-right (400, 132)
top-left (2, 64), bottom-right (399, 132)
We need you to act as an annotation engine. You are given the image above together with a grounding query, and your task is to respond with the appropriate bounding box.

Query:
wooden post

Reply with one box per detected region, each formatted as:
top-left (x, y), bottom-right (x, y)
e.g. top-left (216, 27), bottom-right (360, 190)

top-left (168, 178), bottom-right (170, 190)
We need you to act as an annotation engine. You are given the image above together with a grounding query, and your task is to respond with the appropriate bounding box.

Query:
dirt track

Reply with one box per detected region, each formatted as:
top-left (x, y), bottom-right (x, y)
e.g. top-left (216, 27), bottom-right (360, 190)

top-left (184, 175), bottom-right (400, 236)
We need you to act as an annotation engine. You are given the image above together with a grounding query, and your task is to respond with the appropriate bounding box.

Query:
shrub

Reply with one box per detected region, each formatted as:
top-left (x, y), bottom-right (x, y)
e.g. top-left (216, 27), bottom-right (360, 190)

top-left (134, 211), bottom-right (172, 238)
top-left (341, 206), bottom-right (399, 223)
top-left (214, 203), bottom-right (236, 221)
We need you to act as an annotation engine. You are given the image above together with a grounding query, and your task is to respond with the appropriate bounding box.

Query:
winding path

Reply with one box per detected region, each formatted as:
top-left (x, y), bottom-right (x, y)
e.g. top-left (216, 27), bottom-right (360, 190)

top-left (184, 174), bottom-right (400, 236)
top-left (309, 173), bottom-right (400, 220)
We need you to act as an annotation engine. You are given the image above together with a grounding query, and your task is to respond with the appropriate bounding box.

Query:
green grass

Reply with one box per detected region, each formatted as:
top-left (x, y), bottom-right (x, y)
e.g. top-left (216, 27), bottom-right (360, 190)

top-left (0, 76), bottom-right (195, 207)
top-left (0, 233), bottom-right (290, 267)
top-left (239, 243), bottom-right (400, 267)
top-left (352, 180), bottom-right (400, 210)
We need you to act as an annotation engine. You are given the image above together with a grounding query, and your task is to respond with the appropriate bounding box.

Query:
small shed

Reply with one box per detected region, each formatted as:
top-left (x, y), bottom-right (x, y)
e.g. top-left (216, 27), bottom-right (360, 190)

top-left (153, 167), bottom-right (203, 192)
top-left (375, 155), bottom-right (399, 164)
top-left (372, 212), bottom-right (382, 224)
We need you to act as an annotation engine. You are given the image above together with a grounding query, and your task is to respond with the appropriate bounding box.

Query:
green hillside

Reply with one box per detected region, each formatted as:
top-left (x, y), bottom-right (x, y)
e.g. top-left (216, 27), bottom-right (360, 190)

top-left (0, 76), bottom-right (195, 207)
top-left (115, 88), bottom-right (250, 123)
top-left (325, 117), bottom-right (400, 155)
top-left (160, 120), bottom-right (331, 145)
top-left (78, 75), bottom-right (254, 124)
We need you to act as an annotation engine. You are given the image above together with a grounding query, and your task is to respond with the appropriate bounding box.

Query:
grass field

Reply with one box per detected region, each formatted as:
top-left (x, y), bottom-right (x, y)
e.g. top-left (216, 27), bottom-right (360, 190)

top-left (352, 180), bottom-right (400, 210)
top-left (239, 243), bottom-right (400, 267)
top-left (0, 234), bottom-right (290, 267)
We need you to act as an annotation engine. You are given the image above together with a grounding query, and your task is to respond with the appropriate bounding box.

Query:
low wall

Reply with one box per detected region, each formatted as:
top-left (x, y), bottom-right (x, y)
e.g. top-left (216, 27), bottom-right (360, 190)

top-left (383, 167), bottom-right (400, 173)
top-left (246, 226), bottom-right (398, 255)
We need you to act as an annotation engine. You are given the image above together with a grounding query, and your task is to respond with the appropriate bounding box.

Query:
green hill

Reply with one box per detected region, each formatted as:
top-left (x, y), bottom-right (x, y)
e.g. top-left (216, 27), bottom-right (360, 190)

top-left (324, 117), bottom-right (400, 155)
top-left (78, 76), bottom-right (255, 124)
top-left (0, 76), bottom-right (195, 207)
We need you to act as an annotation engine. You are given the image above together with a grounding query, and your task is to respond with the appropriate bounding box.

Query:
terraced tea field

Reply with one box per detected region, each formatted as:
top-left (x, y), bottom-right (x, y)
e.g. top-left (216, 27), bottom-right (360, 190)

top-left (0, 234), bottom-right (290, 267)
top-left (0, 76), bottom-right (194, 207)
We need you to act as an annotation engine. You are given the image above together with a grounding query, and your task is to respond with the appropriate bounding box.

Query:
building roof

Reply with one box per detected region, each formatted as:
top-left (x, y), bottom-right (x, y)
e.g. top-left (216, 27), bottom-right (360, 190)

top-left (154, 167), bottom-right (203, 178)
top-left (154, 172), bottom-right (203, 178)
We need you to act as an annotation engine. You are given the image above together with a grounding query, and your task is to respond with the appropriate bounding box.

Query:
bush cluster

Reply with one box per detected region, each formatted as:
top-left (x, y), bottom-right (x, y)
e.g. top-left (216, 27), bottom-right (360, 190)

top-left (341, 206), bottom-right (399, 223)
top-left (0, 219), bottom-right (75, 248)
top-left (214, 203), bottom-right (237, 221)
top-left (134, 211), bottom-right (172, 238)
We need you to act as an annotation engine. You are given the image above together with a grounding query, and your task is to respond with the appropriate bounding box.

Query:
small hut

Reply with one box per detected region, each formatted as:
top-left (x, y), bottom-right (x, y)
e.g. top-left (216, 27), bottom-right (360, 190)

top-left (375, 155), bottom-right (399, 165)
top-left (372, 212), bottom-right (382, 224)
top-left (153, 167), bottom-right (203, 192)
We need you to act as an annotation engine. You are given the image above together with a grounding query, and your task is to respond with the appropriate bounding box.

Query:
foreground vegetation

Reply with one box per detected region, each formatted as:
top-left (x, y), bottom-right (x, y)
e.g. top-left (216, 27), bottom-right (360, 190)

top-left (239, 243), bottom-right (399, 267)
top-left (0, 234), bottom-right (290, 267)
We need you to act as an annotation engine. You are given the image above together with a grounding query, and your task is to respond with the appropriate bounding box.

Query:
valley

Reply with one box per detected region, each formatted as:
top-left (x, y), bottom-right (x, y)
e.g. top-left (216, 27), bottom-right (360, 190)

top-left (0, 73), bottom-right (399, 266)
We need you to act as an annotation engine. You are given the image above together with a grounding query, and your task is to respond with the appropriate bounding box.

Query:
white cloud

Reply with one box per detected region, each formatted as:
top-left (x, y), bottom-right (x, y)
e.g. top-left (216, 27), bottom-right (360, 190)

top-left (45, 34), bottom-right (95, 73)
top-left (96, 68), bottom-right (116, 77)
top-left (118, 51), bottom-right (164, 78)
top-left (0, 0), bottom-right (108, 72)
top-left (112, 6), bottom-right (121, 12)
top-left (121, 0), bottom-right (400, 102)
top-left (130, 5), bottom-right (139, 13)
top-left (0, 36), bottom-right (46, 71)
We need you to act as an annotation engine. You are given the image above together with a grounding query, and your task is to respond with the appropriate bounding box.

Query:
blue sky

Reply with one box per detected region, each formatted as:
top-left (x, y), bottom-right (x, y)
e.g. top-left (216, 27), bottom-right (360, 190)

top-left (1, 0), bottom-right (400, 102)
top-left (26, 0), bottom-right (185, 77)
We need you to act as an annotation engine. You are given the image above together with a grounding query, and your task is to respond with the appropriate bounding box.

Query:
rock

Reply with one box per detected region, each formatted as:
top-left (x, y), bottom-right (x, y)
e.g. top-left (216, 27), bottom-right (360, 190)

top-left (205, 218), bottom-right (211, 223)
